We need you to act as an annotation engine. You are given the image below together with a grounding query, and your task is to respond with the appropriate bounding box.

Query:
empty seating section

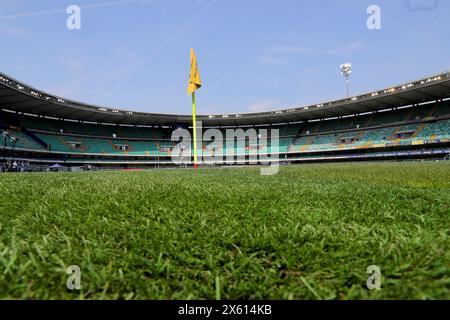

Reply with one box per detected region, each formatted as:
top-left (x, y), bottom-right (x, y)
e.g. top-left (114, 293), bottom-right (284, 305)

top-left (359, 127), bottom-right (397, 145)
top-left (18, 116), bottom-right (172, 139)
top-left (20, 117), bottom-right (54, 131)
top-left (303, 104), bottom-right (449, 134)
top-left (278, 126), bottom-right (299, 137)
top-left (33, 133), bottom-right (83, 153)
top-left (416, 119), bottom-right (450, 140)
top-left (432, 104), bottom-right (450, 118)
top-left (305, 135), bottom-right (331, 151)
top-left (2, 102), bottom-right (449, 155)
top-left (291, 120), bottom-right (448, 152)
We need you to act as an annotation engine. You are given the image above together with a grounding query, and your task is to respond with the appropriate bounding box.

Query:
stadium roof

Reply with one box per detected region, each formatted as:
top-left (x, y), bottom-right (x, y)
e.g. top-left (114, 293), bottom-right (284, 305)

top-left (1, 70), bottom-right (450, 127)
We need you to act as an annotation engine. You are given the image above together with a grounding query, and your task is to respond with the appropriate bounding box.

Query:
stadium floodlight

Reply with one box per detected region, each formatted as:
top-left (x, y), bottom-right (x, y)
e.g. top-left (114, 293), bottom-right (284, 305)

top-left (340, 63), bottom-right (352, 97)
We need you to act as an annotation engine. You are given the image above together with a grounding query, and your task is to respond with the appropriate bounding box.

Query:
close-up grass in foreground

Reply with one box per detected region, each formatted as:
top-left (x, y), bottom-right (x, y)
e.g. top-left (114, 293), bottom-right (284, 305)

top-left (0, 162), bottom-right (449, 299)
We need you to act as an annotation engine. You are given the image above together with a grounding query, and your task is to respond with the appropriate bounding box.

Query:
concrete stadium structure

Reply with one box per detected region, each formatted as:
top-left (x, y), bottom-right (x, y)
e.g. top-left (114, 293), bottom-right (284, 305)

top-left (1, 71), bottom-right (450, 169)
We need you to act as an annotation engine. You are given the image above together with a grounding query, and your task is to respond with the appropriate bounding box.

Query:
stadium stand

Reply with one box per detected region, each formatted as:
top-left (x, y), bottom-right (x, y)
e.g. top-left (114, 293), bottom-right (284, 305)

top-left (1, 71), bottom-right (449, 168)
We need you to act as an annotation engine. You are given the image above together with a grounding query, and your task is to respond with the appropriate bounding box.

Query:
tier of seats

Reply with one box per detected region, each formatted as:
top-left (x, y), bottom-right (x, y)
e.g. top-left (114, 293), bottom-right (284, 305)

top-left (1, 129), bottom-right (45, 150)
top-left (290, 120), bottom-right (450, 152)
top-left (2, 101), bottom-right (449, 156)
top-left (301, 102), bottom-right (450, 135)
top-left (19, 116), bottom-right (171, 139)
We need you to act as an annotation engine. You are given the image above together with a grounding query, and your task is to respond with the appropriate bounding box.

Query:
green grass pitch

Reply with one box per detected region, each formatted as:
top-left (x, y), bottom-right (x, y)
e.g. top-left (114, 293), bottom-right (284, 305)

top-left (0, 162), bottom-right (449, 299)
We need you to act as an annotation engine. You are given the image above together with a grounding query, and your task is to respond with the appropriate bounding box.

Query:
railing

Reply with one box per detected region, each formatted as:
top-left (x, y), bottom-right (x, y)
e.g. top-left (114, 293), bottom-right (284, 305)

top-left (21, 127), bottom-right (49, 149)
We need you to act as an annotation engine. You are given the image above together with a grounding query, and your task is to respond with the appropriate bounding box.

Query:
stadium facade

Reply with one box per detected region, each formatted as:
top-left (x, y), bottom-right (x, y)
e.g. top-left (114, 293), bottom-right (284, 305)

top-left (1, 71), bottom-right (450, 170)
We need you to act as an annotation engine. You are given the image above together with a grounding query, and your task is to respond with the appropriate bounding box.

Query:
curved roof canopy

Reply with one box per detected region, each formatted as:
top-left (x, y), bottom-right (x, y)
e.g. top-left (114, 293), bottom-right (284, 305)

top-left (1, 71), bottom-right (449, 127)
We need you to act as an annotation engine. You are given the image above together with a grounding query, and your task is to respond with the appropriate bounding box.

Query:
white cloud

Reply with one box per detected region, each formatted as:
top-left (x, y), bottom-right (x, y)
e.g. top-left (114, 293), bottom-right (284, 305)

top-left (260, 41), bottom-right (366, 65)
top-left (325, 41), bottom-right (366, 55)
top-left (259, 55), bottom-right (286, 65)
top-left (404, 0), bottom-right (439, 12)
top-left (270, 41), bottom-right (365, 56)
top-left (270, 45), bottom-right (312, 54)
top-left (247, 100), bottom-right (278, 113)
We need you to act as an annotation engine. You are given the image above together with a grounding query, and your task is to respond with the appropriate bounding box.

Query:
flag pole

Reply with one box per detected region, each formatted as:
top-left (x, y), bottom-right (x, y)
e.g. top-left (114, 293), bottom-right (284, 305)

top-left (192, 91), bottom-right (198, 169)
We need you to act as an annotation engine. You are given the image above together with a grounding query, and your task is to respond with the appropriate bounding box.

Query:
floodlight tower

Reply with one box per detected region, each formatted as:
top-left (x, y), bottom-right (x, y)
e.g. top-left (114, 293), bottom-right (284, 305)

top-left (340, 63), bottom-right (352, 97)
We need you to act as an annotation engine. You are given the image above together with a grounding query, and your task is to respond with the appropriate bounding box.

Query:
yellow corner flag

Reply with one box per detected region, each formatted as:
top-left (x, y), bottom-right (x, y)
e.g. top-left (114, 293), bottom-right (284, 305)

top-left (187, 48), bottom-right (202, 95)
top-left (187, 48), bottom-right (201, 169)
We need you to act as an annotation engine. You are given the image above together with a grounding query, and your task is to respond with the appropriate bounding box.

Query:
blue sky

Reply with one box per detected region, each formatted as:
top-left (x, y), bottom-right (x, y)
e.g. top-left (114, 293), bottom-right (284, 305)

top-left (0, 0), bottom-right (449, 115)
